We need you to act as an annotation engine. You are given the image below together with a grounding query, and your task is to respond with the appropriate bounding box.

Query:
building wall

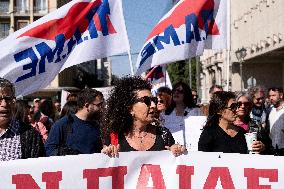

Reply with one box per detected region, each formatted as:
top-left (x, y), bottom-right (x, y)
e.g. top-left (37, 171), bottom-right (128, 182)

top-left (200, 0), bottom-right (284, 102)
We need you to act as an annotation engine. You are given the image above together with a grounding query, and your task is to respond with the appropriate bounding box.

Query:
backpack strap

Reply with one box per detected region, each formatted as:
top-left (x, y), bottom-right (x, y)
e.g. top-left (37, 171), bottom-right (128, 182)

top-left (62, 114), bottom-right (74, 146)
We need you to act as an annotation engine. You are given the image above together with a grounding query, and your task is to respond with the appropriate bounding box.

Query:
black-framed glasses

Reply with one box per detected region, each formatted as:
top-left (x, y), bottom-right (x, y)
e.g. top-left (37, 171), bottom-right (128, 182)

top-left (135, 96), bottom-right (158, 106)
top-left (0, 95), bottom-right (13, 103)
top-left (226, 103), bottom-right (238, 111)
top-left (237, 101), bottom-right (250, 107)
top-left (158, 99), bottom-right (164, 104)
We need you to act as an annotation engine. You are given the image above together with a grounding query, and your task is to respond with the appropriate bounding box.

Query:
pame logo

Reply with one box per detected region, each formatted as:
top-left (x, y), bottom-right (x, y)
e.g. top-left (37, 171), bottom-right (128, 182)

top-left (138, 0), bottom-right (220, 68)
top-left (15, 0), bottom-right (116, 82)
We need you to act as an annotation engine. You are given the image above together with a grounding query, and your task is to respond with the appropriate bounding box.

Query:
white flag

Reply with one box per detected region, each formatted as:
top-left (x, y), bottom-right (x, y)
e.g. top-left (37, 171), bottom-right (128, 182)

top-left (136, 0), bottom-right (227, 75)
top-left (0, 0), bottom-right (130, 96)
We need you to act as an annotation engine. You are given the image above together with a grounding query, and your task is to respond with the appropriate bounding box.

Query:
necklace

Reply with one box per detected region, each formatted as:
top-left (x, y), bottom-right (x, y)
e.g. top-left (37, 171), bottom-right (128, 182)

top-left (127, 132), bottom-right (148, 144)
top-left (135, 132), bottom-right (148, 143)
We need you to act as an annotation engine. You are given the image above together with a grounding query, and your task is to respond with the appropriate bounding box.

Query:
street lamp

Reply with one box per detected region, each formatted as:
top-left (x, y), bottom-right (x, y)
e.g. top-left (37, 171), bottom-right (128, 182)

top-left (235, 47), bottom-right (247, 91)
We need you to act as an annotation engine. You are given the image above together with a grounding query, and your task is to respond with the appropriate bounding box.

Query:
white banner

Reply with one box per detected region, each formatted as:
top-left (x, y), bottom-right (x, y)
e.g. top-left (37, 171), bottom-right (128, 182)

top-left (136, 0), bottom-right (227, 75)
top-left (0, 151), bottom-right (284, 188)
top-left (0, 0), bottom-right (130, 97)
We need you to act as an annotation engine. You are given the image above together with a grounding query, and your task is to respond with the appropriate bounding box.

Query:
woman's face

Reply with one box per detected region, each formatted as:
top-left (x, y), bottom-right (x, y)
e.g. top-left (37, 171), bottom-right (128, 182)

top-left (130, 89), bottom-right (157, 124)
top-left (173, 85), bottom-right (184, 104)
top-left (236, 96), bottom-right (250, 118)
top-left (157, 96), bottom-right (166, 111)
top-left (220, 98), bottom-right (237, 123)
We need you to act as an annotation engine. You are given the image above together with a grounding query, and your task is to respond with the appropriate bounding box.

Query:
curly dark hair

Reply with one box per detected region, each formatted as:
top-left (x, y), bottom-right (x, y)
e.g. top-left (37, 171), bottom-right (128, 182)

top-left (102, 76), bottom-right (152, 137)
top-left (205, 91), bottom-right (236, 128)
top-left (165, 81), bottom-right (195, 115)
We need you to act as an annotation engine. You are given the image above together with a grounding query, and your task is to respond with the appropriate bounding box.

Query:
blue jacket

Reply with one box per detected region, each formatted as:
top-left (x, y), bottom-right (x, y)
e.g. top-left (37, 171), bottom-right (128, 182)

top-left (45, 114), bottom-right (102, 156)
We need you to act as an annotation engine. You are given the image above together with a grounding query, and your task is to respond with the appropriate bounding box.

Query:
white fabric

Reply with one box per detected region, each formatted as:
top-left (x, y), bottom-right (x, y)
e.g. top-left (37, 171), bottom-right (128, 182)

top-left (135, 0), bottom-right (227, 75)
top-left (0, 0), bottom-right (130, 97)
top-left (269, 106), bottom-right (284, 132)
top-left (161, 107), bottom-right (202, 145)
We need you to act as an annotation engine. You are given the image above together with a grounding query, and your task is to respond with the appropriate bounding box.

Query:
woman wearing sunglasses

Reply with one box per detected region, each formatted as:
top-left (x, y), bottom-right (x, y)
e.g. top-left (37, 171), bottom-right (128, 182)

top-left (234, 92), bottom-right (252, 132)
top-left (198, 91), bottom-right (264, 154)
top-left (234, 92), bottom-right (268, 154)
top-left (101, 76), bottom-right (186, 157)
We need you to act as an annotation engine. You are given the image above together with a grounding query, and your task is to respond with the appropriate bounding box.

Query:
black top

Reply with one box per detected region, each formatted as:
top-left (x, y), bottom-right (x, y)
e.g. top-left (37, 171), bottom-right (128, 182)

top-left (105, 126), bottom-right (175, 152)
top-left (198, 125), bottom-right (248, 154)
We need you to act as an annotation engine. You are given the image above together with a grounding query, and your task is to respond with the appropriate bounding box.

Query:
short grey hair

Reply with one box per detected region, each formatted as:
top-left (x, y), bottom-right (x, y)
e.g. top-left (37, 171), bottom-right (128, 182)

top-left (247, 85), bottom-right (266, 99)
top-left (235, 91), bottom-right (252, 103)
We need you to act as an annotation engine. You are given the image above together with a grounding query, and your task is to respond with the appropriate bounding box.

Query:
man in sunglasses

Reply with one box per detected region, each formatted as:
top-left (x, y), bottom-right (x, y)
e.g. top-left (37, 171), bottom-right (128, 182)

top-left (268, 87), bottom-right (284, 154)
top-left (0, 78), bottom-right (45, 161)
top-left (45, 88), bottom-right (104, 156)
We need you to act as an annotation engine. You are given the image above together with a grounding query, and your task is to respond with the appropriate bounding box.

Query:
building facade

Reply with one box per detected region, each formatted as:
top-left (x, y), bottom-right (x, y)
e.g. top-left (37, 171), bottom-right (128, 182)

top-left (200, 0), bottom-right (284, 102)
top-left (0, 0), bottom-right (57, 39)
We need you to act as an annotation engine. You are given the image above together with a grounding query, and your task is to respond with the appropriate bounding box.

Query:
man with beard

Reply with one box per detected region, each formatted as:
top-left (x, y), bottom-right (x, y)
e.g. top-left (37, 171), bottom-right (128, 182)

top-left (268, 87), bottom-right (284, 154)
top-left (0, 78), bottom-right (44, 161)
top-left (45, 88), bottom-right (104, 156)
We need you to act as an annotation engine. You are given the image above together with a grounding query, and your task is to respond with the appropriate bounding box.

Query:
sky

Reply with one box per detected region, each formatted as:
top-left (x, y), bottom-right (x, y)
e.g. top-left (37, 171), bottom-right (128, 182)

top-left (111, 0), bottom-right (173, 77)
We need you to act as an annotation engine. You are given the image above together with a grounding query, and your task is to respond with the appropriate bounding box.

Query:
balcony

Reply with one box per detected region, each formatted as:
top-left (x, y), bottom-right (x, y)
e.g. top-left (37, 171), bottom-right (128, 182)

top-left (0, 2), bottom-right (9, 16)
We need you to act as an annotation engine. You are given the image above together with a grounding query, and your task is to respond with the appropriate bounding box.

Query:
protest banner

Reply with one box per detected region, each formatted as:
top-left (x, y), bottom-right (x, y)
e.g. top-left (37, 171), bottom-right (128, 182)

top-left (136, 0), bottom-right (228, 75)
top-left (0, 0), bottom-right (130, 97)
top-left (0, 151), bottom-right (283, 188)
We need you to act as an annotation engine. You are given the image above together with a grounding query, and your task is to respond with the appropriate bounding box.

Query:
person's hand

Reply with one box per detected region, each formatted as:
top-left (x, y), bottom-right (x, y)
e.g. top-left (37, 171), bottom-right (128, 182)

top-left (101, 144), bottom-right (120, 157)
top-left (252, 141), bottom-right (265, 153)
top-left (165, 144), bottom-right (186, 157)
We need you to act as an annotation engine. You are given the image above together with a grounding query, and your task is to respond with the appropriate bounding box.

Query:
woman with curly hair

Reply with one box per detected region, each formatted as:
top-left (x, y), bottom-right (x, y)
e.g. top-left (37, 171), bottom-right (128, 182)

top-left (198, 91), bottom-right (265, 154)
top-left (101, 76), bottom-right (186, 157)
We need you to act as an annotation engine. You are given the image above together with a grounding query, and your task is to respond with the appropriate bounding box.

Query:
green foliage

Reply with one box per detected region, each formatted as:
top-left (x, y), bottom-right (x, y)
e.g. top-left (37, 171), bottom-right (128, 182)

top-left (167, 58), bottom-right (198, 89)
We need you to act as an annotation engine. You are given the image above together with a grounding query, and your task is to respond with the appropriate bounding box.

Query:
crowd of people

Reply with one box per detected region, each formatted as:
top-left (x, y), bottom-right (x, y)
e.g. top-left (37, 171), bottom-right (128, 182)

top-left (0, 76), bottom-right (284, 161)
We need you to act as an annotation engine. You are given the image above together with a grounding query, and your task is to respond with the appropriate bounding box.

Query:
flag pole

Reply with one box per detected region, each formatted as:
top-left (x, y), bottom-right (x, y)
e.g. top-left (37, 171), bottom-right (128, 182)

top-left (226, 0), bottom-right (231, 91)
top-left (127, 49), bottom-right (134, 76)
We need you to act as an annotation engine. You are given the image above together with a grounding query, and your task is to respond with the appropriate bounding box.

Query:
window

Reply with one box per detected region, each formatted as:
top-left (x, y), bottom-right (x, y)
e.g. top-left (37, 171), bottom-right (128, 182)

top-left (17, 21), bottom-right (29, 30)
top-left (0, 1), bottom-right (9, 14)
top-left (16, 0), bottom-right (29, 13)
top-left (0, 23), bottom-right (10, 39)
top-left (35, 0), bottom-right (47, 13)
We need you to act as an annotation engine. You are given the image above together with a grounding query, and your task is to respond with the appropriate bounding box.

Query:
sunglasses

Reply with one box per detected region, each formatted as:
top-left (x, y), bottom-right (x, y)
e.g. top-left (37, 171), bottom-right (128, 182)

top-left (237, 101), bottom-right (250, 107)
top-left (173, 89), bottom-right (184, 94)
top-left (226, 103), bottom-right (238, 111)
top-left (135, 96), bottom-right (158, 106)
